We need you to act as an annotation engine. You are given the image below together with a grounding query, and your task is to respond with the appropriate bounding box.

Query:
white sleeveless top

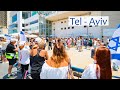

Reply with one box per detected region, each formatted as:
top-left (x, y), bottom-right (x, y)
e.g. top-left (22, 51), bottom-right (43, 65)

top-left (81, 64), bottom-right (100, 79)
top-left (40, 62), bottom-right (69, 79)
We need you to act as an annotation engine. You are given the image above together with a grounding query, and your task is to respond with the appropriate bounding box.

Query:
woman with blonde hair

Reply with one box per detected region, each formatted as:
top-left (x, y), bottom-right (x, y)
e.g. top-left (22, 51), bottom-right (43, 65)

top-left (40, 38), bottom-right (73, 79)
top-left (30, 41), bottom-right (49, 79)
top-left (81, 46), bottom-right (112, 79)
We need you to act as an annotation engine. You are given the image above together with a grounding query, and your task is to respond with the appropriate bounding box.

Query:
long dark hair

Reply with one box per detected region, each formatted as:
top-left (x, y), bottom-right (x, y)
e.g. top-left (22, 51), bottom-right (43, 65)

top-left (94, 46), bottom-right (112, 79)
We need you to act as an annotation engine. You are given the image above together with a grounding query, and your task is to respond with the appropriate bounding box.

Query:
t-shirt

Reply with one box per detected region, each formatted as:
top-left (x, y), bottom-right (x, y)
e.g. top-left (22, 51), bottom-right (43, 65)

top-left (19, 46), bottom-right (30, 65)
top-left (6, 43), bottom-right (15, 53)
top-left (1, 42), bottom-right (9, 50)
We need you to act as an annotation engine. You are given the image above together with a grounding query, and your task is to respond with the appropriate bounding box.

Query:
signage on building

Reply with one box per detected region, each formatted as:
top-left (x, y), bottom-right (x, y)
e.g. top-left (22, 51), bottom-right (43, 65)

top-left (68, 16), bottom-right (109, 26)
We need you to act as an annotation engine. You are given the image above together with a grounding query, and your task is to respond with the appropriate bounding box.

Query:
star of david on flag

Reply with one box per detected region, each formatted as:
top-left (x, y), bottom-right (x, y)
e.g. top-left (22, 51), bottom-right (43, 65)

top-left (108, 28), bottom-right (120, 65)
top-left (19, 31), bottom-right (26, 42)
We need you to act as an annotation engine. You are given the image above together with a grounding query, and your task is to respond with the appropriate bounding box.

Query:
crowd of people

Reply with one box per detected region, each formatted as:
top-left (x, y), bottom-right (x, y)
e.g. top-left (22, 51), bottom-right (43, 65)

top-left (0, 36), bottom-right (113, 79)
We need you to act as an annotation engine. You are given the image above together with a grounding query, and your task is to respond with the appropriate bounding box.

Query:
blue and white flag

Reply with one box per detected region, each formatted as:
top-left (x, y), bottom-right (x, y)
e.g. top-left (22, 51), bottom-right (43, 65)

top-left (108, 28), bottom-right (120, 66)
top-left (19, 31), bottom-right (26, 42)
top-left (4, 34), bottom-right (11, 40)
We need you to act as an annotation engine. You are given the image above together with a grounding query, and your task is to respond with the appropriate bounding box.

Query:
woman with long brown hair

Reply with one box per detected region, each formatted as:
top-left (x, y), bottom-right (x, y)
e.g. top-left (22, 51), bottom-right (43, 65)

top-left (81, 46), bottom-right (112, 79)
top-left (40, 38), bottom-right (71, 79)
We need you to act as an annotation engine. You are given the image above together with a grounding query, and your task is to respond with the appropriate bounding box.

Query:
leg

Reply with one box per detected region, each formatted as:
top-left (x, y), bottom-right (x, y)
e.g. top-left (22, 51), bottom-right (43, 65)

top-left (23, 64), bottom-right (29, 79)
top-left (21, 64), bottom-right (24, 77)
top-left (7, 59), bottom-right (16, 77)
top-left (8, 65), bottom-right (13, 75)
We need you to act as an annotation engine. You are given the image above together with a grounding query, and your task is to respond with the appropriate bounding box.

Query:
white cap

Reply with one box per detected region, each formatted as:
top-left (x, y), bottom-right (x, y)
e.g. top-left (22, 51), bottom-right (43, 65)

top-left (35, 38), bottom-right (42, 43)
top-left (19, 41), bottom-right (25, 46)
top-left (10, 38), bottom-right (17, 42)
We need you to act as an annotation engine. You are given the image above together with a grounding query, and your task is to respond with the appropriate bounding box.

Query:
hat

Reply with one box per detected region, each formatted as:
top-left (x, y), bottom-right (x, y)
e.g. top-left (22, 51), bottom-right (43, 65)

top-left (35, 38), bottom-right (42, 43)
top-left (19, 41), bottom-right (25, 46)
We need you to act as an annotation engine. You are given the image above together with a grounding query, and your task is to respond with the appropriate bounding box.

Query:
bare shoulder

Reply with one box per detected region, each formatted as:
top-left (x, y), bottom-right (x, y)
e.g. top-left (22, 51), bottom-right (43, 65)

top-left (41, 50), bottom-right (48, 54)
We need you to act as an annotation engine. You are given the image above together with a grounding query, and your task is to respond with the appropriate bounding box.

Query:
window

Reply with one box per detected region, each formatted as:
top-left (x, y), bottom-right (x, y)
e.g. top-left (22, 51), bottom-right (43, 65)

top-left (64, 21), bottom-right (66, 23)
top-left (26, 24), bottom-right (29, 26)
top-left (31, 11), bottom-right (38, 16)
top-left (22, 24), bottom-right (25, 27)
top-left (61, 21), bottom-right (63, 23)
top-left (31, 26), bottom-right (38, 30)
top-left (22, 29), bottom-right (25, 31)
top-left (30, 20), bottom-right (38, 25)
top-left (68, 27), bottom-right (70, 29)
top-left (64, 27), bottom-right (66, 30)
top-left (61, 28), bottom-right (63, 30)
top-left (9, 24), bottom-right (17, 29)
top-left (12, 14), bottom-right (17, 23)
top-left (72, 27), bottom-right (74, 29)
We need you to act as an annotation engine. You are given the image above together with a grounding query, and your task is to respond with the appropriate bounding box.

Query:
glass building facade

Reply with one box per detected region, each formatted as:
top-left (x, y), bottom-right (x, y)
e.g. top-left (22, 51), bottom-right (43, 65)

top-left (12, 14), bottom-right (17, 23)
top-left (39, 15), bottom-right (52, 37)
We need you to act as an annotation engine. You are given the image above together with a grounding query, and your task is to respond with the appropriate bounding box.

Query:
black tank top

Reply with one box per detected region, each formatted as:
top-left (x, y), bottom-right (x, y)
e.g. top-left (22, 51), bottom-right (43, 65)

top-left (31, 49), bottom-right (45, 74)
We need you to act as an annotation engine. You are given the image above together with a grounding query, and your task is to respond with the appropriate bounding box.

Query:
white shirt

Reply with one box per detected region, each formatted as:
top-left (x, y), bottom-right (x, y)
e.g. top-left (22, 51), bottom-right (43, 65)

top-left (40, 62), bottom-right (69, 79)
top-left (19, 46), bottom-right (30, 65)
top-left (81, 64), bottom-right (100, 79)
top-left (1, 42), bottom-right (9, 50)
top-left (94, 40), bottom-right (97, 46)
top-left (52, 40), bottom-right (55, 43)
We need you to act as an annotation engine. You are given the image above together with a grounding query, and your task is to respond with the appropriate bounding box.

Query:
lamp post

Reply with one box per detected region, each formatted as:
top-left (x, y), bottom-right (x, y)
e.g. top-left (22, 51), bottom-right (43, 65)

top-left (84, 25), bottom-right (92, 39)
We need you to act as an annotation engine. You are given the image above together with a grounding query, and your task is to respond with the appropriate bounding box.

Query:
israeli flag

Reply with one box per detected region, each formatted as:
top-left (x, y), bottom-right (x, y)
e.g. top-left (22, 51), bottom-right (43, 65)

top-left (4, 34), bottom-right (11, 40)
top-left (108, 28), bottom-right (120, 66)
top-left (19, 31), bottom-right (26, 42)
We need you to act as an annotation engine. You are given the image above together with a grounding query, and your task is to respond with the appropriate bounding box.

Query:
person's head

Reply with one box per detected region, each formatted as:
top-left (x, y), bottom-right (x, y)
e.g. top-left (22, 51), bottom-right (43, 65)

top-left (51, 38), bottom-right (69, 67)
top-left (38, 41), bottom-right (45, 50)
top-left (19, 41), bottom-right (25, 50)
top-left (10, 38), bottom-right (17, 45)
top-left (2, 38), bottom-right (6, 42)
top-left (94, 46), bottom-right (112, 79)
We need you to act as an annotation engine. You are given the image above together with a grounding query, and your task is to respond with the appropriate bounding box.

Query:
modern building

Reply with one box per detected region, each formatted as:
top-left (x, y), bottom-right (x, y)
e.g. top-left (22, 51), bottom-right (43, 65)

top-left (0, 11), bottom-right (7, 28)
top-left (9, 11), bottom-right (120, 39)
top-left (0, 11), bottom-right (8, 35)
top-left (45, 11), bottom-right (120, 39)
top-left (8, 11), bottom-right (52, 37)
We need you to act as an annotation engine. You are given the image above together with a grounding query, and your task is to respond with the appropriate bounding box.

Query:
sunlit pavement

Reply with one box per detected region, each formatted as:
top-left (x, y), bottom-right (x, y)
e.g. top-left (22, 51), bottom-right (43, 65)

top-left (47, 46), bottom-right (120, 79)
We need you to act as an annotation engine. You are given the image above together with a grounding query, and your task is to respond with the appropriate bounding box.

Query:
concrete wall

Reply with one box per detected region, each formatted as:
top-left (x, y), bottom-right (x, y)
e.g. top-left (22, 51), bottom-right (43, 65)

top-left (52, 11), bottom-right (102, 38)
top-left (101, 11), bottom-right (120, 29)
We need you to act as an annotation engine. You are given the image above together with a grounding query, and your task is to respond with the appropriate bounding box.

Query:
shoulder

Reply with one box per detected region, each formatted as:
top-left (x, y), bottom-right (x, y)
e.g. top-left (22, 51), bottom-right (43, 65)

top-left (41, 50), bottom-right (48, 53)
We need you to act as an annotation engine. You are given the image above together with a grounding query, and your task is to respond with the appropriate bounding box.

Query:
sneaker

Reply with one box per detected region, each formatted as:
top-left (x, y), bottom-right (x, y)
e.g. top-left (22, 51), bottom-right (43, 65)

top-left (17, 67), bottom-right (21, 71)
top-left (13, 62), bottom-right (18, 68)
top-left (7, 74), bottom-right (11, 78)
